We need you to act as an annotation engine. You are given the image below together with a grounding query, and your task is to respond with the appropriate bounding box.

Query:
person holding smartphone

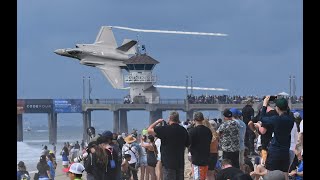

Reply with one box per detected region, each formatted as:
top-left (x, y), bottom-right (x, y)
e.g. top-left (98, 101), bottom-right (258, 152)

top-left (259, 96), bottom-right (294, 179)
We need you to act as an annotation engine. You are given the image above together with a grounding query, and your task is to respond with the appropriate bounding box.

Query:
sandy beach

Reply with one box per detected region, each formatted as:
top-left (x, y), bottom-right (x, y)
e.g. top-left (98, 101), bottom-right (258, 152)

top-left (28, 150), bottom-right (194, 180)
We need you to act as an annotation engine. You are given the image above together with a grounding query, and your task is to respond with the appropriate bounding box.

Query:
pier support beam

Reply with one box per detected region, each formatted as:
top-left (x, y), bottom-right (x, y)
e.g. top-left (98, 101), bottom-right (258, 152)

top-left (120, 110), bottom-right (128, 134)
top-left (113, 110), bottom-right (120, 133)
top-left (17, 114), bottom-right (23, 142)
top-left (149, 110), bottom-right (163, 125)
top-left (83, 110), bottom-right (92, 143)
top-left (48, 112), bottom-right (57, 144)
top-left (53, 113), bottom-right (57, 144)
top-left (186, 110), bottom-right (194, 121)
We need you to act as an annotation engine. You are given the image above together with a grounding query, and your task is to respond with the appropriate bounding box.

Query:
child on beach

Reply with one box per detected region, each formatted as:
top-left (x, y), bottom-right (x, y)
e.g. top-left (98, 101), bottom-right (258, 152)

top-left (121, 154), bottom-right (137, 180)
top-left (68, 163), bottom-right (85, 180)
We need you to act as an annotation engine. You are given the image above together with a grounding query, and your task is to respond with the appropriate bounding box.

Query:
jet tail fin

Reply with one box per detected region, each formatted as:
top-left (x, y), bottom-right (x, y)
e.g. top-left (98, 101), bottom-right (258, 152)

top-left (94, 26), bottom-right (117, 48)
top-left (117, 39), bottom-right (137, 54)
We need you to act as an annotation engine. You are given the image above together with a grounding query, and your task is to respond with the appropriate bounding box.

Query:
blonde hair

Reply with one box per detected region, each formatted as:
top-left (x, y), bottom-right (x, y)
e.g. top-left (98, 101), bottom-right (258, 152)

top-left (202, 119), bottom-right (218, 141)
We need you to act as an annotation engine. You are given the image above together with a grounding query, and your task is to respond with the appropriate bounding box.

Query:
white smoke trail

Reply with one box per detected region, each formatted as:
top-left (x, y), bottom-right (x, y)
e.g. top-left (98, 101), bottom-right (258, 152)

top-left (120, 85), bottom-right (228, 91)
top-left (154, 85), bottom-right (229, 91)
top-left (108, 26), bottom-right (228, 37)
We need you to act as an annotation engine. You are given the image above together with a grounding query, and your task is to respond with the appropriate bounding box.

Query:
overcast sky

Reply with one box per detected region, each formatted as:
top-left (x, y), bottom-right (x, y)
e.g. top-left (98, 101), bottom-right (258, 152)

top-left (17, 0), bottom-right (302, 129)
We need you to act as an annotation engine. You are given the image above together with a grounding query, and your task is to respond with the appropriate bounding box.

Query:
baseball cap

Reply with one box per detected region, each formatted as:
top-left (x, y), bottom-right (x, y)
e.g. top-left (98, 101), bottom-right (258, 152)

top-left (229, 108), bottom-right (239, 117)
top-left (275, 97), bottom-right (288, 110)
top-left (223, 109), bottom-right (232, 118)
top-left (101, 130), bottom-right (113, 139)
top-left (66, 163), bottom-right (85, 175)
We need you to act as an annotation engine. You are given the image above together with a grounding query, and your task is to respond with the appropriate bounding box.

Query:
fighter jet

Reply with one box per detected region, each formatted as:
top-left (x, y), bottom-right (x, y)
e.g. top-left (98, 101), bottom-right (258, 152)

top-left (54, 26), bottom-right (137, 89)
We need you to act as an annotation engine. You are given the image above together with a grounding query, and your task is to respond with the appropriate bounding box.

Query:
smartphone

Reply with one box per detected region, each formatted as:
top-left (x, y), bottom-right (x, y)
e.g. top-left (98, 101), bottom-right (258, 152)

top-left (269, 96), bottom-right (277, 101)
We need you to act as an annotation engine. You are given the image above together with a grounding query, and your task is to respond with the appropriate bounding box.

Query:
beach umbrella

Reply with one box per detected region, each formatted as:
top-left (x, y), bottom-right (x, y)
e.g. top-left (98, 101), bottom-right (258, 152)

top-left (278, 92), bottom-right (289, 96)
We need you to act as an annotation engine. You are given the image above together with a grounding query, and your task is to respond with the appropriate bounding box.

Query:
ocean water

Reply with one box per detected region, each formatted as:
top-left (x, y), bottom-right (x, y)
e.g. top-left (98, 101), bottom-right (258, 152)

top-left (17, 126), bottom-right (85, 172)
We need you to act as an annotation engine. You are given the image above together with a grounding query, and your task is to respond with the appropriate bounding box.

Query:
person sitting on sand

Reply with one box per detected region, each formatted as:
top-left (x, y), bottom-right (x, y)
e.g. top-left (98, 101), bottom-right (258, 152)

top-left (216, 159), bottom-right (250, 180)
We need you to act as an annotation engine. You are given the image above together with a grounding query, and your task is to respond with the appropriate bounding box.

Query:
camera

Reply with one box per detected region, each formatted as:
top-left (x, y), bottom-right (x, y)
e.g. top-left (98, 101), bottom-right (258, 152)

top-left (74, 146), bottom-right (92, 163)
top-left (269, 96), bottom-right (277, 101)
top-left (160, 120), bottom-right (167, 126)
top-left (263, 96), bottom-right (277, 101)
top-left (74, 152), bottom-right (89, 163)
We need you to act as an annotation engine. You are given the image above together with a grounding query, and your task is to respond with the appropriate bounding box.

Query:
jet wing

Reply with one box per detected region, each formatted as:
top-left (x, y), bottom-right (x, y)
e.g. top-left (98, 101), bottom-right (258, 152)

top-left (97, 64), bottom-right (124, 89)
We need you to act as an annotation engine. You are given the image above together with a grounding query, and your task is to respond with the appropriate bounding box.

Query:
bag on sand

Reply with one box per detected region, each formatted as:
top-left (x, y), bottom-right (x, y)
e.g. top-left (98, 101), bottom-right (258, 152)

top-left (33, 172), bottom-right (39, 180)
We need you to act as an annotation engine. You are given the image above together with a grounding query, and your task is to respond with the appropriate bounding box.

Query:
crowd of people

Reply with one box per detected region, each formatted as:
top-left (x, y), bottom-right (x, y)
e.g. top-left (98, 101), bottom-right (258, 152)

top-left (18, 96), bottom-right (303, 180)
top-left (187, 94), bottom-right (303, 104)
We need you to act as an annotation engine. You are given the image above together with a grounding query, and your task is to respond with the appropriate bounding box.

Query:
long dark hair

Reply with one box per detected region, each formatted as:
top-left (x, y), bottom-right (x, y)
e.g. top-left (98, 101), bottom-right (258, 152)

top-left (148, 135), bottom-right (158, 155)
top-left (95, 145), bottom-right (108, 165)
top-left (39, 155), bottom-right (47, 164)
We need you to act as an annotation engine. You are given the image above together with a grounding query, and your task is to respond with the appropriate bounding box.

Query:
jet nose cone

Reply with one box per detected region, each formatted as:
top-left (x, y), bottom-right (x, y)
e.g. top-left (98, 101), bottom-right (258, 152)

top-left (54, 49), bottom-right (65, 55)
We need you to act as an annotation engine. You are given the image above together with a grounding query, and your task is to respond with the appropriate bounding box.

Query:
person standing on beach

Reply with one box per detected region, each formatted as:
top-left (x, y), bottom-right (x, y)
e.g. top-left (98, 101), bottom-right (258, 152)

top-left (205, 119), bottom-right (219, 180)
top-left (51, 143), bottom-right (56, 155)
top-left (217, 109), bottom-right (240, 169)
top-left (145, 135), bottom-right (158, 180)
top-left (188, 112), bottom-right (212, 180)
top-left (258, 96), bottom-right (294, 179)
top-left (229, 108), bottom-right (247, 170)
top-left (155, 136), bottom-right (163, 180)
top-left (99, 131), bottom-right (119, 180)
top-left (122, 135), bottom-right (140, 180)
top-left (84, 140), bottom-right (108, 180)
top-left (139, 135), bottom-right (149, 180)
top-left (37, 155), bottom-right (52, 180)
top-left (46, 155), bottom-right (56, 180)
top-left (242, 98), bottom-right (256, 156)
top-left (148, 111), bottom-right (190, 180)
top-left (41, 145), bottom-right (50, 156)
top-left (17, 161), bottom-right (30, 180)
top-left (60, 146), bottom-right (69, 173)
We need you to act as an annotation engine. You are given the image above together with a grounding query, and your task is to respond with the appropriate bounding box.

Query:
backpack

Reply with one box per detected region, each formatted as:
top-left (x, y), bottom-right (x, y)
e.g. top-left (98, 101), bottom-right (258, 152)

top-left (17, 171), bottom-right (30, 180)
top-left (21, 173), bottom-right (30, 180)
top-left (33, 172), bottom-right (39, 180)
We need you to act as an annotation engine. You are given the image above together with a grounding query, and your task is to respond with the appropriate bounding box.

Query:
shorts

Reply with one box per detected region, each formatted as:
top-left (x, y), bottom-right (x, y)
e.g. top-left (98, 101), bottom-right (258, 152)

top-left (140, 156), bottom-right (148, 167)
top-left (193, 164), bottom-right (208, 180)
top-left (62, 161), bottom-right (69, 166)
top-left (208, 153), bottom-right (218, 170)
top-left (265, 151), bottom-right (289, 172)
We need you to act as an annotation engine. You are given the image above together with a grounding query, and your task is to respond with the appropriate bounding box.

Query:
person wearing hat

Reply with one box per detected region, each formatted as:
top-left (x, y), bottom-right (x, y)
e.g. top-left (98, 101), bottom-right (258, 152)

top-left (229, 108), bottom-right (247, 170)
top-left (83, 140), bottom-right (108, 180)
top-left (68, 163), bottom-right (85, 180)
top-left (99, 130), bottom-right (120, 180)
top-left (188, 112), bottom-right (212, 180)
top-left (49, 150), bottom-right (57, 170)
top-left (217, 109), bottom-right (240, 169)
top-left (122, 134), bottom-right (140, 180)
top-left (147, 111), bottom-right (190, 180)
top-left (17, 161), bottom-right (30, 180)
top-left (259, 96), bottom-right (294, 179)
